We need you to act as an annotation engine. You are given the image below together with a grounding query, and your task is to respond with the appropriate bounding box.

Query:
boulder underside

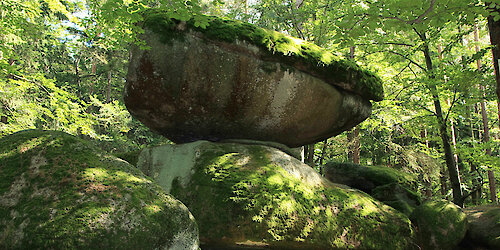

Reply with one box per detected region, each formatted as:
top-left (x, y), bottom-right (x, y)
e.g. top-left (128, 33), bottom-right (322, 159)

top-left (125, 29), bottom-right (372, 147)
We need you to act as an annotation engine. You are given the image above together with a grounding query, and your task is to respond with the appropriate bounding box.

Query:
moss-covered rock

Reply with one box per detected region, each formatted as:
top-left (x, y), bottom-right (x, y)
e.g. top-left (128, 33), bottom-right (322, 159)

top-left (0, 130), bottom-right (198, 249)
top-left (463, 205), bottom-right (500, 249)
top-left (324, 162), bottom-right (418, 193)
top-left (410, 200), bottom-right (468, 250)
top-left (323, 162), bottom-right (421, 214)
top-left (142, 10), bottom-right (383, 102)
top-left (138, 141), bottom-right (413, 249)
top-left (371, 183), bottom-right (421, 216)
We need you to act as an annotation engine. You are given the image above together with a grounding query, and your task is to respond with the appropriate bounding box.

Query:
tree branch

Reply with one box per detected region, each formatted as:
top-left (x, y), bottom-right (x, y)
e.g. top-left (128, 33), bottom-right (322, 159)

top-left (386, 50), bottom-right (427, 71)
top-left (381, 0), bottom-right (436, 25)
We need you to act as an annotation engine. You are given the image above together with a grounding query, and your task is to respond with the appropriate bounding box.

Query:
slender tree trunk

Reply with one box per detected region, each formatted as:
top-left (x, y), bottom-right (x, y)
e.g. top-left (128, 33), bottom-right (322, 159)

top-left (304, 143), bottom-right (315, 166)
top-left (319, 139), bottom-right (328, 175)
top-left (90, 58), bottom-right (96, 96)
top-left (106, 71), bottom-right (112, 103)
top-left (475, 25), bottom-right (497, 204)
top-left (422, 40), bottom-right (463, 206)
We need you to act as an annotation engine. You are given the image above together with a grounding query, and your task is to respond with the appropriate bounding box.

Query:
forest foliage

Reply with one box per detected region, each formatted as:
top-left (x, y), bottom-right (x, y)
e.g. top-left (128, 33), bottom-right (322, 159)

top-left (1, 0), bottom-right (499, 206)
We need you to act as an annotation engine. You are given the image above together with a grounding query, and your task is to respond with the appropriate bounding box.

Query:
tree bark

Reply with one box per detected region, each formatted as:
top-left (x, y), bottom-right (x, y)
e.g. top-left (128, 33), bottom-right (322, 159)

top-left (106, 71), bottom-right (112, 103)
top-left (475, 25), bottom-right (497, 204)
top-left (487, 9), bottom-right (500, 100)
top-left (422, 39), bottom-right (463, 206)
top-left (304, 143), bottom-right (315, 166)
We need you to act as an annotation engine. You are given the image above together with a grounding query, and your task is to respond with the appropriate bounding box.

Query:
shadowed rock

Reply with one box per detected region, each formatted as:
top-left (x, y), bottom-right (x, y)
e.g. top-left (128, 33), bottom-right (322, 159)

top-left (125, 11), bottom-right (383, 147)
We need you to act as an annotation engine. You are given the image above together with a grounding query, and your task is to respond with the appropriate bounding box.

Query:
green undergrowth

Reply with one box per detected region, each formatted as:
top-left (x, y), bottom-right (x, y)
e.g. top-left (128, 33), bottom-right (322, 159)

top-left (0, 130), bottom-right (196, 249)
top-left (171, 143), bottom-right (412, 249)
top-left (141, 9), bottom-right (383, 101)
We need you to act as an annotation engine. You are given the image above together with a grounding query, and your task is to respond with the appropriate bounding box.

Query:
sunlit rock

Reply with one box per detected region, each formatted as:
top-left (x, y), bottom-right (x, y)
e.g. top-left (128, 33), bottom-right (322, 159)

top-left (137, 141), bottom-right (413, 249)
top-left (0, 130), bottom-right (198, 249)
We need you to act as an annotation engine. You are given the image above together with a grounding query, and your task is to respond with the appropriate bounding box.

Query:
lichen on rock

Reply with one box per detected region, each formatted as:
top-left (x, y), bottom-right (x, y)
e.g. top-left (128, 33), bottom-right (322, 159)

top-left (0, 130), bottom-right (199, 249)
top-left (138, 141), bottom-right (414, 249)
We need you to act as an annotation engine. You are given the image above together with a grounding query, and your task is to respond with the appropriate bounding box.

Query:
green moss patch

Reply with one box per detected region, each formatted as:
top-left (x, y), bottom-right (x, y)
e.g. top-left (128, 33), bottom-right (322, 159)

top-left (141, 9), bottom-right (384, 101)
top-left (0, 130), bottom-right (197, 249)
top-left (170, 143), bottom-right (412, 249)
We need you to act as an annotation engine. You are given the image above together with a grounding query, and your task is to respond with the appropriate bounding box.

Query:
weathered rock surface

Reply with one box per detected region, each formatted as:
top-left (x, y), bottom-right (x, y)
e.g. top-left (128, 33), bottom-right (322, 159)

top-left (323, 162), bottom-right (421, 214)
top-left (463, 205), bottom-right (500, 249)
top-left (137, 141), bottom-right (413, 249)
top-left (410, 199), bottom-right (468, 250)
top-left (125, 11), bottom-right (382, 147)
top-left (0, 130), bottom-right (199, 249)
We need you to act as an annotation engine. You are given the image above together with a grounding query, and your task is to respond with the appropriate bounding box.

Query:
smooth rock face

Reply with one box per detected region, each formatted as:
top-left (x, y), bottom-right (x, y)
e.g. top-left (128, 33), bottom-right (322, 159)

top-left (125, 29), bottom-right (372, 147)
top-left (0, 130), bottom-right (199, 250)
top-left (137, 141), bottom-right (413, 249)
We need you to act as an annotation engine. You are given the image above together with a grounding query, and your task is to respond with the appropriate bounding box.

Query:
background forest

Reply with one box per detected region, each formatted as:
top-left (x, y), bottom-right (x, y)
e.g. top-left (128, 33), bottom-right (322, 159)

top-left (1, 0), bottom-right (499, 207)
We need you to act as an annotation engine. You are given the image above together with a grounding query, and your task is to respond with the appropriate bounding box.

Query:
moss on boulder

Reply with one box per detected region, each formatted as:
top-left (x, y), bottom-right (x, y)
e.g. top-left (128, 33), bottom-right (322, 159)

top-left (410, 199), bottom-right (467, 250)
top-left (0, 130), bottom-right (198, 249)
top-left (138, 141), bottom-right (413, 249)
top-left (323, 162), bottom-right (421, 215)
top-left (324, 162), bottom-right (418, 193)
top-left (141, 9), bottom-right (383, 102)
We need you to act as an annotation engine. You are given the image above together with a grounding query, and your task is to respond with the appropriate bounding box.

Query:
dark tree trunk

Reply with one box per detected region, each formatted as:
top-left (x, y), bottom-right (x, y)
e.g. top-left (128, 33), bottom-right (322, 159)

top-left (422, 40), bottom-right (463, 206)
top-left (487, 11), bottom-right (500, 100)
top-left (304, 143), bottom-right (315, 166)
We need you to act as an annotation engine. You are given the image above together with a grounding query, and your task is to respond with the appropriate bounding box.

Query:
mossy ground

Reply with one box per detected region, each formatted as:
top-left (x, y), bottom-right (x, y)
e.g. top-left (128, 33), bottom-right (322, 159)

top-left (0, 130), bottom-right (196, 249)
top-left (171, 143), bottom-right (412, 249)
top-left (140, 9), bottom-right (384, 101)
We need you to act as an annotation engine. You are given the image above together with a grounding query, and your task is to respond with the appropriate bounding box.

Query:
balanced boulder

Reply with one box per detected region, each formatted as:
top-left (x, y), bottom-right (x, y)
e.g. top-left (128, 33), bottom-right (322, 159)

top-left (125, 11), bottom-right (383, 147)
top-left (0, 130), bottom-right (198, 249)
top-left (137, 141), bottom-right (413, 249)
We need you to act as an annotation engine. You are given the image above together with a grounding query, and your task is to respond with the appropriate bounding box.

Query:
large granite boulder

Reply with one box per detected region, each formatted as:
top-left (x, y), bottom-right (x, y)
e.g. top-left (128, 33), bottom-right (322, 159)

top-left (137, 141), bottom-right (413, 249)
top-left (125, 10), bottom-right (383, 147)
top-left (410, 199), bottom-right (468, 250)
top-left (0, 130), bottom-right (198, 249)
top-left (463, 205), bottom-right (500, 249)
top-left (324, 162), bottom-right (421, 215)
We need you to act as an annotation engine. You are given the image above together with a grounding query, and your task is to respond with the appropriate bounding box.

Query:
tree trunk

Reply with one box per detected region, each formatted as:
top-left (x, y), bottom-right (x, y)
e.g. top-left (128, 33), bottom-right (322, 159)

top-left (90, 58), bottom-right (96, 96)
top-left (319, 139), bottom-right (328, 175)
top-left (304, 143), bottom-right (315, 166)
top-left (422, 41), bottom-right (463, 206)
top-left (347, 127), bottom-right (360, 164)
top-left (475, 25), bottom-right (497, 204)
top-left (487, 8), bottom-right (500, 100)
top-left (106, 71), bottom-right (112, 103)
